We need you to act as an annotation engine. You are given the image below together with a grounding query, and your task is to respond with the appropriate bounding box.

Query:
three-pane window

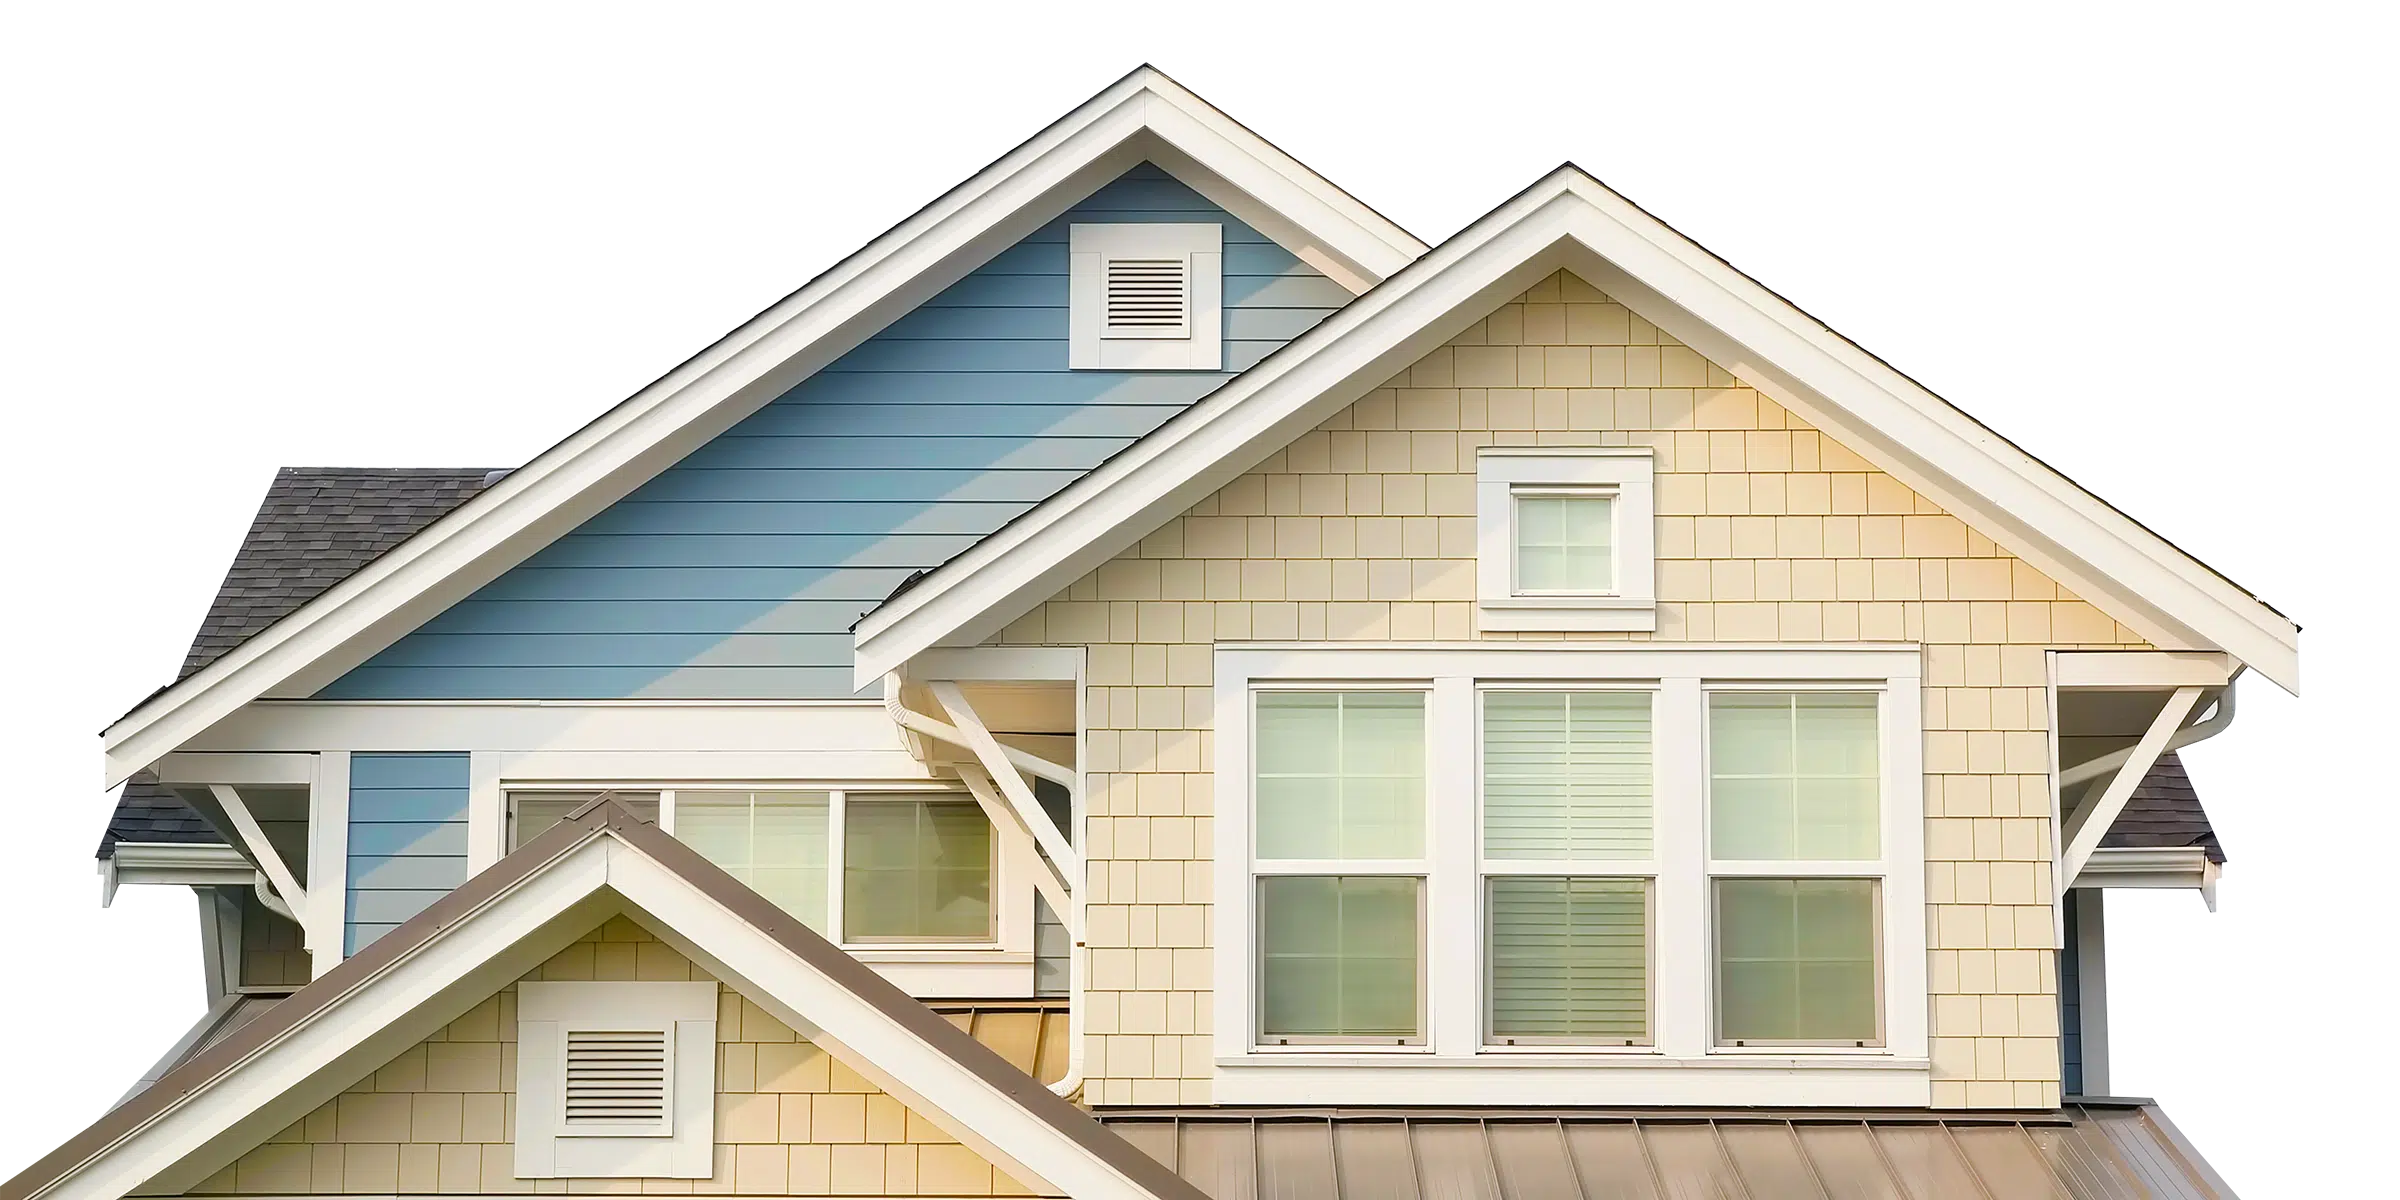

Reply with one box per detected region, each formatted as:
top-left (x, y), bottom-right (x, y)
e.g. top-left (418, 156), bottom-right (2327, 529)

top-left (504, 788), bottom-right (995, 946)
top-left (1244, 676), bottom-right (1894, 1055)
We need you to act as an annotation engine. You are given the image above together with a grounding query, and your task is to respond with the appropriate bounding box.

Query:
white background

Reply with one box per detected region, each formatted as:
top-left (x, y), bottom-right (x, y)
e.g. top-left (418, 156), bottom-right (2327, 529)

top-left (4, 2), bottom-right (2400, 739)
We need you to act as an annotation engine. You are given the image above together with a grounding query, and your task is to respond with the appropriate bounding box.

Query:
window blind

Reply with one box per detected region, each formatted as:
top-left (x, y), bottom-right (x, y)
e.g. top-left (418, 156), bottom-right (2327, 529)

top-left (1709, 692), bottom-right (1880, 860)
top-left (1255, 691), bottom-right (1426, 860)
top-left (1716, 877), bottom-right (1879, 1044)
top-left (675, 791), bottom-right (831, 933)
top-left (1259, 875), bottom-right (1420, 1040)
top-left (1489, 877), bottom-right (1648, 1042)
top-left (1483, 690), bottom-right (1652, 859)
top-left (843, 798), bottom-right (993, 942)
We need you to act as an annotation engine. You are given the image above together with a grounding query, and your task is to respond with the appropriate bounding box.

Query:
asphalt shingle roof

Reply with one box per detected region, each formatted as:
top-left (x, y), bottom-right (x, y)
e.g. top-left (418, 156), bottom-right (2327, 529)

top-left (2097, 751), bottom-right (2224, 863)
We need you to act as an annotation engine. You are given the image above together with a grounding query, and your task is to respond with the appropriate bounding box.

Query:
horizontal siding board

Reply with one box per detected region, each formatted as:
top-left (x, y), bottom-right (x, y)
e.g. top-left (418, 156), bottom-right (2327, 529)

top-left (346, 751), bottom-right (469, 957)
top-left (329, 665), bottom-right (864, 699)
top-left (326, 162), bottom-right (1341, 701)
top-left (415, 598), bottom-right (876, 636)
top-left (349, 631), bottom-right (853, 670)
top-left (455, 565), bottom-right (919, 603)
top-left (345, 820), bottom-right (471, 858)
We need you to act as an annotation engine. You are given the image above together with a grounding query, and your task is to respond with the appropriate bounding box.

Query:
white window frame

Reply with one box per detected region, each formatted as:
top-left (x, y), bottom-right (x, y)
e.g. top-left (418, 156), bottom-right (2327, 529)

top-left (500, 779), bottom-right (1033, 996)
top-left (1211, 643), bottom-right (1927, 1107)
top-left (1068, 222), bottom-right (1224, 370)
top-left (1476, 448), bottom-right (1657, 631)
top-left (515, 980), bottom-right (717, 1179)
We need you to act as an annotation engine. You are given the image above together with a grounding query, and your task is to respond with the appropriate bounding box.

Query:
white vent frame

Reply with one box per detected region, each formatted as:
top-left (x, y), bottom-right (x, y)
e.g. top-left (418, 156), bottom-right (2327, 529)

top-left (515, 980), bottom-right (717, 1179)
top-left (1069, 223), bottom-right (1223, 370)
top-left (1476, 447), bottom-right (1658, 632)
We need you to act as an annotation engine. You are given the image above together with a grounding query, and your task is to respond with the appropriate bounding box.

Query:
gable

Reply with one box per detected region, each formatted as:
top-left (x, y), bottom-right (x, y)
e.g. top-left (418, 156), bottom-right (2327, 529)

top-left (317, 164), bottom-right (1349, 702)
top-left (179, 920), bottom-right (1050, 1197)
top-left (855, 168), bottom-right (2296, 694)
top-left (3, 805), bottom-right (1202, 1200)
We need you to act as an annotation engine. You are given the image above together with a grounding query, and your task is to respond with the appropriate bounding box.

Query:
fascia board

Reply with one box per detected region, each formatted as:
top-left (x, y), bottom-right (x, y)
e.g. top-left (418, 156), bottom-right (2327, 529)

top-left (98, 72), bottom-right (1424, 788)
top-left (853, 180), bottom-right (1592, 686)
top-left (859, 168), bottom-right (2298, 695)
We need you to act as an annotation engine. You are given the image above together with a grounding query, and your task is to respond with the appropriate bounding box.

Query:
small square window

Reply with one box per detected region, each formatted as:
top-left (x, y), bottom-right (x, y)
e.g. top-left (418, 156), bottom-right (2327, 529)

top-left (1069, 223), bottom-right (1223, 370)
top-left (1476, 449), bottom-right (1655, 631)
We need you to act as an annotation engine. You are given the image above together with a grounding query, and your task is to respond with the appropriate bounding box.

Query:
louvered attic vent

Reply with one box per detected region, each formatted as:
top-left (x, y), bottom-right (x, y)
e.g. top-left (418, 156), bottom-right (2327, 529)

top-left (1103, 257), bottom-right (1190, 337)
top-left (562, 1029), bottom-right (670, 1129)
top-left (1069, 221), bottom-right (1223, 370)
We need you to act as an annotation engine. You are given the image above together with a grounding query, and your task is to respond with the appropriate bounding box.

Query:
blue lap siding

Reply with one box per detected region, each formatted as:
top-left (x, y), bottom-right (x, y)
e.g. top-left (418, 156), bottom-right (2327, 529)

top-left (345, 752), bottom-right (471, 954)
top-left (321, 163), bottom-right (1346, 701)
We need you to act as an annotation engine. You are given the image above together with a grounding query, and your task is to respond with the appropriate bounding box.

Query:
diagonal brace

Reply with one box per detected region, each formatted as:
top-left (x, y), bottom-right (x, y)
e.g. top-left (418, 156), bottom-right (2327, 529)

top-left (957, 767), bottom-right (1072, 919)
top-left (926, 680), bottom-right (1080, 881)
top-left (2062, 686), bottom-right (2205, 885)
top-left (209, 782), bottom-right (313, 949)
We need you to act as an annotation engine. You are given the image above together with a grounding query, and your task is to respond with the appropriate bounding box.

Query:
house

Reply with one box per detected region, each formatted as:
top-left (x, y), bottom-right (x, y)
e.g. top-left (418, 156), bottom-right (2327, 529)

top-left (18, 65), bottom-right (2281, 1199)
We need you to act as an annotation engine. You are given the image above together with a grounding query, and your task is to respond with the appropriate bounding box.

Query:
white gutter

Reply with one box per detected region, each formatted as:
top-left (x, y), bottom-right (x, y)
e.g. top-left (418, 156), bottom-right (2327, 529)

top-left (2059, 684), bottom-right (2237, 788)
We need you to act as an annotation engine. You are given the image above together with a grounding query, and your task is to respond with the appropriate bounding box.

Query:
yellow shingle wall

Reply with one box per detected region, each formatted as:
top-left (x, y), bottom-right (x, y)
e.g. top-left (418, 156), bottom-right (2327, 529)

top-left (992, 270), bottom-right (2145, 1109)
top-left (186, 919), bottom-right (1040, 1197)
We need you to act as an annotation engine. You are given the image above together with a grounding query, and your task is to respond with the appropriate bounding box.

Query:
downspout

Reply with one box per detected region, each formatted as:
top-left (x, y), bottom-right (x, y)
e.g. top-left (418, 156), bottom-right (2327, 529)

top-left (884, 675), bottom-right (1087, 1098)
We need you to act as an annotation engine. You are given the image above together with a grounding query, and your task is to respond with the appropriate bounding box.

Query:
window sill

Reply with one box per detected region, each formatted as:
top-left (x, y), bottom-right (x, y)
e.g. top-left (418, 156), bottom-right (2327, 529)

top-left (1209, 1053), bottom-right (1933, 1107)
top-left (1476, 599), bottom-right (1658, 632)
top-left (842, 949), bottom-right (1033, 998)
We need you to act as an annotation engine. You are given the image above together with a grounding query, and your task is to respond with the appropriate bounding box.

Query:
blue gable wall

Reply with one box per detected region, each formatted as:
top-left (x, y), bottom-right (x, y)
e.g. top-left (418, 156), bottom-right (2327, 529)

top-left (322, 164), bottom-right (1347, 700)
top-left (345, 752), bottom-right (470, 954)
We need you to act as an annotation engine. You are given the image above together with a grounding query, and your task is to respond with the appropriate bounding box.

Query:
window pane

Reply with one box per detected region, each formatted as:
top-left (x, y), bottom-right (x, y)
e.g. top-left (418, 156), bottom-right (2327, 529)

top-left (1513, 494), bottom-right (1614, 592)
top-left (1483, 691), bottom-right (1652, 860)
top-left (843, 798), bottom-right (993, 943)
top-left (1255, 692), bottom-right (1425, 860)
top-left (508, 791), bottom-right (659, 850)
top-left (1715, 878), bottom-right (1878, 1044)
top-left (1259, 876), bottom-right (1420, 1040)
top-left (1489, 877), bottom-right (1648, 1042)
top-left (676, 791), bottom-right (830, 934)
top-left (1709, 692), bottom-right (1880, 860)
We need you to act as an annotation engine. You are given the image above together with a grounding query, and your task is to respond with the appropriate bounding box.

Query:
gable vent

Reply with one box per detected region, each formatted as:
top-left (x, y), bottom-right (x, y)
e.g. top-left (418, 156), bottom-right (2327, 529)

top-left (1103, 257), bottom-right (1190, 337)
top-left (562, 1029), bottom-right (670, 1128)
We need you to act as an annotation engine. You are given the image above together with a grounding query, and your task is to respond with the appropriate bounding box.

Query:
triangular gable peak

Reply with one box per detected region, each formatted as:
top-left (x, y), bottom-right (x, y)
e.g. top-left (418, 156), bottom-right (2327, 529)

top-left (100, 65), bottom-right (1426, 784)
top-left (0, 804), bottom-right (1202, 1200)
top-left (854, 167), bottom-right (2298, 693)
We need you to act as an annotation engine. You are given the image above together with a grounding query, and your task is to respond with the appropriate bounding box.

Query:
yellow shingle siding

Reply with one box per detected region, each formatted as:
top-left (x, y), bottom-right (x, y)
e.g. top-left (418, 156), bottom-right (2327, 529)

top-left (994, 270), bottom-right (2142, 1109)
top-left (186, 919), bottom-right (1040, 1197)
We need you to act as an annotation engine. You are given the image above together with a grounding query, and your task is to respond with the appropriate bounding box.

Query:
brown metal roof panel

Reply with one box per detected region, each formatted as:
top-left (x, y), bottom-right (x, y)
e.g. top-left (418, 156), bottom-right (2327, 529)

top-left (1558, 1122), bottom-right (1663, 1200)
top-left (1635, 1122), bottom-right (1746, 1199)
top-left (1947, 1124), bottom-right (2073, 1198)
top-left (1485, 1120), bottom-right (1587, 1200)
top-left (1866, 1124), bottom-right (1989, 1200)
top-left (1255, 1119), bottom-right (1338, 1200)
top-left (1331, 1120), bottom-right (1421, 1200)
top-left (2023, 1122), bottom-right (2145, 1200)
top-left (1717, 1122), bottom-right (1827, 1198)
top-left (1177, 1120), bottom-right (1261, 1200)
top-left (1410, 1121), bottom-right (1507, 1200)
top-left (2077, 1106), bottom-right (2228, 1199)
top-left (1787, 1124), bottom-right (1907, 1200)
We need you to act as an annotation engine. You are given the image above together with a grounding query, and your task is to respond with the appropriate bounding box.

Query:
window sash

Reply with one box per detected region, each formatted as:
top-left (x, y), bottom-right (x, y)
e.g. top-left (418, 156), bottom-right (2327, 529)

top-left (1253, 690), bottom-right (1428, 862)
top-left (1712, 877), bottom-right (1883, 1047)
top-left (1486, 876), bottom-right (1652, 1046)
top-left (1481, 689), bottom-right (1654, 861)
top-left (1257, 875), bottom-right (1426, 1045)
top-left (1706, 690), bottom-right (1882, 862)
top-left (1510, 487), bottom-right (1618, 595)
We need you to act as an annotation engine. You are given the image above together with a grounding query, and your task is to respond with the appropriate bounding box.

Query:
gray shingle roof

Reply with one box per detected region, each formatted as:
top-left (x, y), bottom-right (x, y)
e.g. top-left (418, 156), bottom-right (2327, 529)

top-left (98, 772), bottom-right (221, 856)
top-left (2097, 751), bottom-right (2224, 863)
top-left (175, 468), bottom-right (499, 680)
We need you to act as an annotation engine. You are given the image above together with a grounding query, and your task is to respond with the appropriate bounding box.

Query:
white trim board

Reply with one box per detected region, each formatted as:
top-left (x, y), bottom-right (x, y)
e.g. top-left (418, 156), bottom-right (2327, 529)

top-left (13, 818), bottom-right (1193, 1200)
top-left (98, 66), bottom-right (1424, 788)
top-left (852, 167), bottom-right (2297, 696)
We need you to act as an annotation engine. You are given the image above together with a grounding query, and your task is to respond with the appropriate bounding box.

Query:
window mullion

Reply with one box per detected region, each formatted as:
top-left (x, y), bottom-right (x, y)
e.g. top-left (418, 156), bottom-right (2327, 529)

top-left (1653, 676), bottom-right (1708, 1057)
top-left (1427, 675), bottom-right (1478, 1056)
top-left (825, 790), bottom-right (846, 944)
